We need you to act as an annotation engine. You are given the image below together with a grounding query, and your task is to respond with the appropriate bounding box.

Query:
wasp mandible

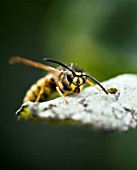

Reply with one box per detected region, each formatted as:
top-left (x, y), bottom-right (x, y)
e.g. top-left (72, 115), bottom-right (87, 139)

top-left (10, 56), bottom-right (108, 104)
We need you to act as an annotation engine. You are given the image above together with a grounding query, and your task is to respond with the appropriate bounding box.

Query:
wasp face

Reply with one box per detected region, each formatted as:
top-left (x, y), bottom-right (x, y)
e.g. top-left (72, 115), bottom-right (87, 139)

top-left (66, 72), bottom-right (87, 94)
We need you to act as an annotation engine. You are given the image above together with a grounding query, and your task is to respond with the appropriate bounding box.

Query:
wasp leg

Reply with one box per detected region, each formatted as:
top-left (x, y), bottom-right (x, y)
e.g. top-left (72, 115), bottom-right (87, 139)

top-left (36, 80), bottom-right (47, 102)
top-left (56, 86), bottom-right (68, 104)
top-left (86, 79), bottom-right (102, 91)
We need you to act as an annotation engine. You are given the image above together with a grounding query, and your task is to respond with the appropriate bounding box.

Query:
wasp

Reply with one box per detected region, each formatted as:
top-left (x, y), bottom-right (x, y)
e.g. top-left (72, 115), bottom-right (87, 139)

top-left (10, 56), bottom-right (108, 104)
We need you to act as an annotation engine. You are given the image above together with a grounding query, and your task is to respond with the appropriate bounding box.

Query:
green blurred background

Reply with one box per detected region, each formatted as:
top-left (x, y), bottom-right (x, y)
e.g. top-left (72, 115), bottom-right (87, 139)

top-left (1, 0), bottom-right (137, 170)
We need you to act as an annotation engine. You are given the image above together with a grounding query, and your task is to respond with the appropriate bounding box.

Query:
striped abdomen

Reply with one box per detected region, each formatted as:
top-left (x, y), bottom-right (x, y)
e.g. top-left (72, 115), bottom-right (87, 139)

top-left (23, 74), bottom-right (57, 102)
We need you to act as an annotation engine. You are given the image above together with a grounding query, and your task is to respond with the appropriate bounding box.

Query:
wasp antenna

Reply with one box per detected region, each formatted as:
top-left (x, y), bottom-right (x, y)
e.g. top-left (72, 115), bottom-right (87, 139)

top-left (86, 74), bottom-right (108, 94)
top-left (44, 58), bottom-right (76, 75)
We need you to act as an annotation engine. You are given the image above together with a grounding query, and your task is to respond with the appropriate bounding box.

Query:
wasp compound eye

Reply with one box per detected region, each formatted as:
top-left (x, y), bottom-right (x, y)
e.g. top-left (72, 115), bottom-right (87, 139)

top-left (82, 76), bottom-right (86, 84)
top-left (66, 74), bottom-right (73, 83)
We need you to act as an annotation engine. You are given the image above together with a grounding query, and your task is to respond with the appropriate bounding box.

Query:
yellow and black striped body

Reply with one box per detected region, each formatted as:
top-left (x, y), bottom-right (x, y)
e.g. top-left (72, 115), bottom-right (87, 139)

top-left (23, 74), bottom-right (58, 102)
top-left (23, 69), bottom-right (85, 103)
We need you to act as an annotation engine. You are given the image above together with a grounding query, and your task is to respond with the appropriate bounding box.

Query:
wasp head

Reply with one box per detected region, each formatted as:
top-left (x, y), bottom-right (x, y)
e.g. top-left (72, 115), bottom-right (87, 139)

top-left (66, 70), bottom-right (87, 94)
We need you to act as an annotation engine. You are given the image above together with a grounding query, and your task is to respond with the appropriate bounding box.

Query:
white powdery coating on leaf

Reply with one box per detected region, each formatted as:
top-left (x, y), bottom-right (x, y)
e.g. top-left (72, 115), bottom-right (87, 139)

top-left (22, 74), bottom-right (137, 132)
